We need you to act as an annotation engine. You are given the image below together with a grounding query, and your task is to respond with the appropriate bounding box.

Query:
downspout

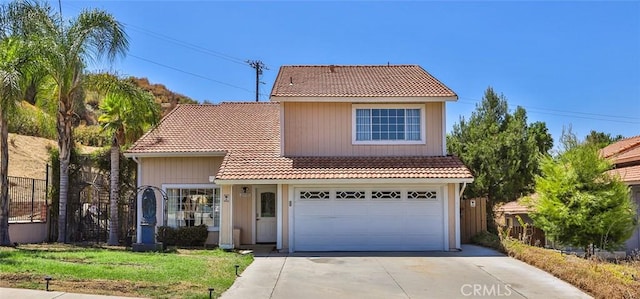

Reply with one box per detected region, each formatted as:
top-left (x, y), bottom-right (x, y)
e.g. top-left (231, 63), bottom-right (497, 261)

top-left (460, 182), bottom-right (467, 197)
top-left (456, 182), bottom-right (467, 250)
top-left (131, 156), bottom-right (142, 243)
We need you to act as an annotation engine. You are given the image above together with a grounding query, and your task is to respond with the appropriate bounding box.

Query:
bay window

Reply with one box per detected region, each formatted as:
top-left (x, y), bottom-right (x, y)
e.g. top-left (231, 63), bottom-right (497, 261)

top-left (165, 185), bottom-right (220, 231)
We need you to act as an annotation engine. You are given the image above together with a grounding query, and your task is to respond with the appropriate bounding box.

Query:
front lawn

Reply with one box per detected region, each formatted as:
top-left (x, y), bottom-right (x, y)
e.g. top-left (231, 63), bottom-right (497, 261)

top-left (0, 244), bottom-right (253, 298)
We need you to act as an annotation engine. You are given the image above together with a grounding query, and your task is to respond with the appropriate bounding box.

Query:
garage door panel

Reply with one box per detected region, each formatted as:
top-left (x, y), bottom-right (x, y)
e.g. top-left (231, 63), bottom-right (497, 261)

top-left (294, 187), bottom-right (445, 251)
top-left (367, 203), bottom-right (406, 215)
top-left (332, 218), bottom-right (370, 233)
top-left (331, 202), bottom-right (366, 216)
top-left (295, 203), bottom-right (333, 216)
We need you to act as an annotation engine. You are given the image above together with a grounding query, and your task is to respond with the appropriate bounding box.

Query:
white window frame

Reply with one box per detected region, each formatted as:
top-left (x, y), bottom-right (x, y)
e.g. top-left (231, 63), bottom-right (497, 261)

top-left (162, 184), bottom-right (221, 232)
top-left (352, 104), bottom-right (426, 145)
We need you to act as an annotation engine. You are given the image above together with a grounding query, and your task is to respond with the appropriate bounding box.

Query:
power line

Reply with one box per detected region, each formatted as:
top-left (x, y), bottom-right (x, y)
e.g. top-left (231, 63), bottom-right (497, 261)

top-left (128, 54), bottom-right (255, 94)
top-left (457, 99), bottom-right (640, 125)
top-left (459, 97), bottom-right (640, 121)
top-left (124, 23), bottom-right (249, 67)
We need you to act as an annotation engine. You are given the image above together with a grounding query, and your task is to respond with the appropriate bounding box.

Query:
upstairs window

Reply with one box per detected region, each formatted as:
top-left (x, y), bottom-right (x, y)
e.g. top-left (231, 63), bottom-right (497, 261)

top-left (353, 105), bottom-right (425, 144)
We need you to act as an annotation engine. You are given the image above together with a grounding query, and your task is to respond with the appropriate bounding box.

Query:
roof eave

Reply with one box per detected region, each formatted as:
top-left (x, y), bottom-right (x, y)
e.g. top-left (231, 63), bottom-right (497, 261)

top-left (270, 95), bottom-right (458, 102)
top-left (214, 177), bottom-right (474, 185)
top-left (124, 151), bottom-right (228, 158)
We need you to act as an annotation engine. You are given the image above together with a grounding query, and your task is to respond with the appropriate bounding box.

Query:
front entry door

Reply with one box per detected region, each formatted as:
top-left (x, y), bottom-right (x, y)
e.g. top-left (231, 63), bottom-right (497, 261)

top-left (256, 187), bottom-right (277, 243)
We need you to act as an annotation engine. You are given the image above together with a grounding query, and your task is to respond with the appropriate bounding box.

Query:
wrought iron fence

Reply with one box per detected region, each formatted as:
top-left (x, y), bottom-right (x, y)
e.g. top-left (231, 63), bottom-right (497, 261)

top-left (8, 176), bottom-right (48, 222)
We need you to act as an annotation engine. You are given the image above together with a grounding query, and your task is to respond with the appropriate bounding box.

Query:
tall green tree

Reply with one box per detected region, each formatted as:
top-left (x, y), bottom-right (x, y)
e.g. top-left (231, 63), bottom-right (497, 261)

top-left (26, 1), bottom-right (128, 242)
top-left (528, 132), bottom-right (636, 254)
top-left (584, 130), bottom-right (624, 149)
top-left (88, 73), bottom-right (159, 245)
top-left (0, 0), bottom-right (42, 246)
top-left (447, 87), bottom-right (553, 228)
top-left (0, 38), bottom-right (25, 246)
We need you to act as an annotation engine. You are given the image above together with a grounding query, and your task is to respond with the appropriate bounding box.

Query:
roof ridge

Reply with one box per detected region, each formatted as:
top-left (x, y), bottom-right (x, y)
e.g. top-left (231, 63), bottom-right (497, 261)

top-left (280, 64), bottom-right (420, 67)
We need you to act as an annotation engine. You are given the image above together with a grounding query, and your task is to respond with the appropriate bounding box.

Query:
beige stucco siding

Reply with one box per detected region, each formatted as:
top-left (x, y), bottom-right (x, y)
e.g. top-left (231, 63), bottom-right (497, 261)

top-left (140, 156), bottom-right (223, 187)
top-left (139, 156), bottom-right (224, 244)
top-left (282, 102), bottom-right (444, 156)
top-left (448, 183), bottom-right (456, 249)
top-left (232, 185), bottom-right (254, 245)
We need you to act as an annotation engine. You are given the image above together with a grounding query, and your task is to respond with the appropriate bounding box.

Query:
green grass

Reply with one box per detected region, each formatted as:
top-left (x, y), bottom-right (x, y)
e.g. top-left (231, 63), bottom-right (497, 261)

top-left (0, 244), bottom-right (253, 298)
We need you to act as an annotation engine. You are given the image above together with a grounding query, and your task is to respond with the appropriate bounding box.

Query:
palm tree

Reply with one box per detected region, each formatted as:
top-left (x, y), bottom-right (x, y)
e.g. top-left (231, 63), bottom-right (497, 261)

top-left (88, 73), bottom-right (159, 245)
top-left (0, 38), bottom-right (26, 246)
top-left (0, 1), bottom-right (41, 246)
top-left (27, 2), bottom-right (128, 242)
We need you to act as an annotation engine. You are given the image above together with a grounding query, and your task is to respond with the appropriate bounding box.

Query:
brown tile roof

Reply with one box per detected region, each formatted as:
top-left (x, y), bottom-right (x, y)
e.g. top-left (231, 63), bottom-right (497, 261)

top-left (216, 155), bottom-right (473, 180)
top-left (495, 200), bottom-right (531, 214)
top-left (601, 135), bottom-right (640, 159)
top-left (608, 165), bottom-right (640, 184)
top-left (270, 65), bottom-right (457, 98)
top-left (126, 102), bottom-right (281, 154)
top-left (127, 103), bottom-right (472, 181)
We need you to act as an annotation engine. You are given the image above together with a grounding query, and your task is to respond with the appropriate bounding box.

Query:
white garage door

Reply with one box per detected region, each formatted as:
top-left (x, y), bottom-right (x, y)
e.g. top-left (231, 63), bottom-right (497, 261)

top-left (293, 187), bottom-right (445, 251)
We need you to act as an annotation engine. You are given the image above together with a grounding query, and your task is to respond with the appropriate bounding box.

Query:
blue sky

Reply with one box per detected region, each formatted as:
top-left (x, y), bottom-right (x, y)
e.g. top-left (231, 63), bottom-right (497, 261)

top-left (59, 1), bottom-right (639, 144)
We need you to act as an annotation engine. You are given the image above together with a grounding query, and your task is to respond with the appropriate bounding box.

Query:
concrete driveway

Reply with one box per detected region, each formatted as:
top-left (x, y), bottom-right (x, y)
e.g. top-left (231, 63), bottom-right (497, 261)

top-left (221, 245), bottom-right (591, 299)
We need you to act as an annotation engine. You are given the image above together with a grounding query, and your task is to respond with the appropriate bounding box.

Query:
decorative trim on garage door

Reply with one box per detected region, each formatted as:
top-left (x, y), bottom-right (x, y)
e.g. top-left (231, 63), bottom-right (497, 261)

top-left (289, 185), bottom-right (446, 252)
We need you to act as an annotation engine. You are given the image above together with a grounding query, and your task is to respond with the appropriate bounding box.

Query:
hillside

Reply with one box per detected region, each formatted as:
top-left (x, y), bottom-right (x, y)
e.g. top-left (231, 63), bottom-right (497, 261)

top-left (8, 133), bottom-right (100, 180)
top-left (127, 77), bottom-right (198, 116)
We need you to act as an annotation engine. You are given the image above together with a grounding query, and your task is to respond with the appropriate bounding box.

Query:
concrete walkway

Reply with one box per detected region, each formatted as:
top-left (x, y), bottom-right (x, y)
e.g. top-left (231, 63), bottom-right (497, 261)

top-left (0, 287), bottom-right (146, 299)
top-left (221, 245), bottom-right (592, 299)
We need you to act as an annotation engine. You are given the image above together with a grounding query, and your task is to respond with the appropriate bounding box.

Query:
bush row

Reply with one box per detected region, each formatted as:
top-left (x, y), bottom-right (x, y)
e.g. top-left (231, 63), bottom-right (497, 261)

top-left (156, 225), bottom-right (208, 247)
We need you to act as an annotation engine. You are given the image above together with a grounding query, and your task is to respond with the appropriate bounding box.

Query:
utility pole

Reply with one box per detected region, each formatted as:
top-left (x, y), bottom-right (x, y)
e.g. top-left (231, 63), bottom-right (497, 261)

top-left (247, 60), bottom-right (267, 102)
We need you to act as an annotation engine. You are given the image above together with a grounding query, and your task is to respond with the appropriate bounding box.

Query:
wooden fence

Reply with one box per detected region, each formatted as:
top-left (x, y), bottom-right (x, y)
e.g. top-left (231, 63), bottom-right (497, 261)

top-left (508, 226), bottom-right (546, 247)
top-left (460, 197), bottom-right (487, 243)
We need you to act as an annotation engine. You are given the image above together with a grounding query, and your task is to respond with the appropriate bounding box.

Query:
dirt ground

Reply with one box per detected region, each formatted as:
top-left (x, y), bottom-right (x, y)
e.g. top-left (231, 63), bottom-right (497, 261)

top-left (7, 133), bottom-right (101, 180)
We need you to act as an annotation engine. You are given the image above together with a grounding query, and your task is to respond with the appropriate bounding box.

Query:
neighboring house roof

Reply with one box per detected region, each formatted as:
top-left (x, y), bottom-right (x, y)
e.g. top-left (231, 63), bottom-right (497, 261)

top-left (126, 103), bottom-right (472, 182)
top-left (270, 65), bottom-right (457, 99)
top-left (602, 135), bottom-right (640, 185)
top-left (495, 200), bottom-right (530, 214)
top-left (609, 165), bottom-right (640, 185)
top-left (601, 135), bottom-right (640, 161)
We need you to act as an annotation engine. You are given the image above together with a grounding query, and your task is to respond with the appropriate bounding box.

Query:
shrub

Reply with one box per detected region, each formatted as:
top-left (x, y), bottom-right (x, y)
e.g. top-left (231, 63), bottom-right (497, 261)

top-left (74, 125), bottom-right (110, 147)
top-left (8, 101), bottom-right (56, 139)
top-left (156, 226), bottom-right (178, 246)
top-left (471, 231), bottom-right (504, 251)
top-left (156, 225), bottom-right (208, 247)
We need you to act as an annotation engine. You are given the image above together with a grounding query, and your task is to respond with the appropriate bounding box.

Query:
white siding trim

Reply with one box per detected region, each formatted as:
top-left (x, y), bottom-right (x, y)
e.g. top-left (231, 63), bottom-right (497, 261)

top-left (251, 186), bottom-right (257, 244)
top-left (443, 184), bottom-right (449, 251)
top-left (277, 184), bottom-right (283, 250)
top-left (455, 183), bottom-right (461, 249)
top-left (288, 185), bottom-right (295, 253)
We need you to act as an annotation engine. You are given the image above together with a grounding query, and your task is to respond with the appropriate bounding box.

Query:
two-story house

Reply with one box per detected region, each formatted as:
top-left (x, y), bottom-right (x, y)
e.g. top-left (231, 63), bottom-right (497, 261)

top-left (125, 65), bottom-right (473, 252)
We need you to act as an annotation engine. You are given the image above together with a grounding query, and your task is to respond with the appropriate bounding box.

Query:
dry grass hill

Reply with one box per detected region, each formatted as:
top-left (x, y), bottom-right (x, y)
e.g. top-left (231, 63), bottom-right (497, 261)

top-left (8, 133), bottom-right (100, 180)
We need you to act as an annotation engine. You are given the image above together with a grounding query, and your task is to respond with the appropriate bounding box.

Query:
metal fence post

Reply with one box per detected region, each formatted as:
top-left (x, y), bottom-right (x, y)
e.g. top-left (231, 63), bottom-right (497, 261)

top-left (31, 179), bottom-right (35, 223)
